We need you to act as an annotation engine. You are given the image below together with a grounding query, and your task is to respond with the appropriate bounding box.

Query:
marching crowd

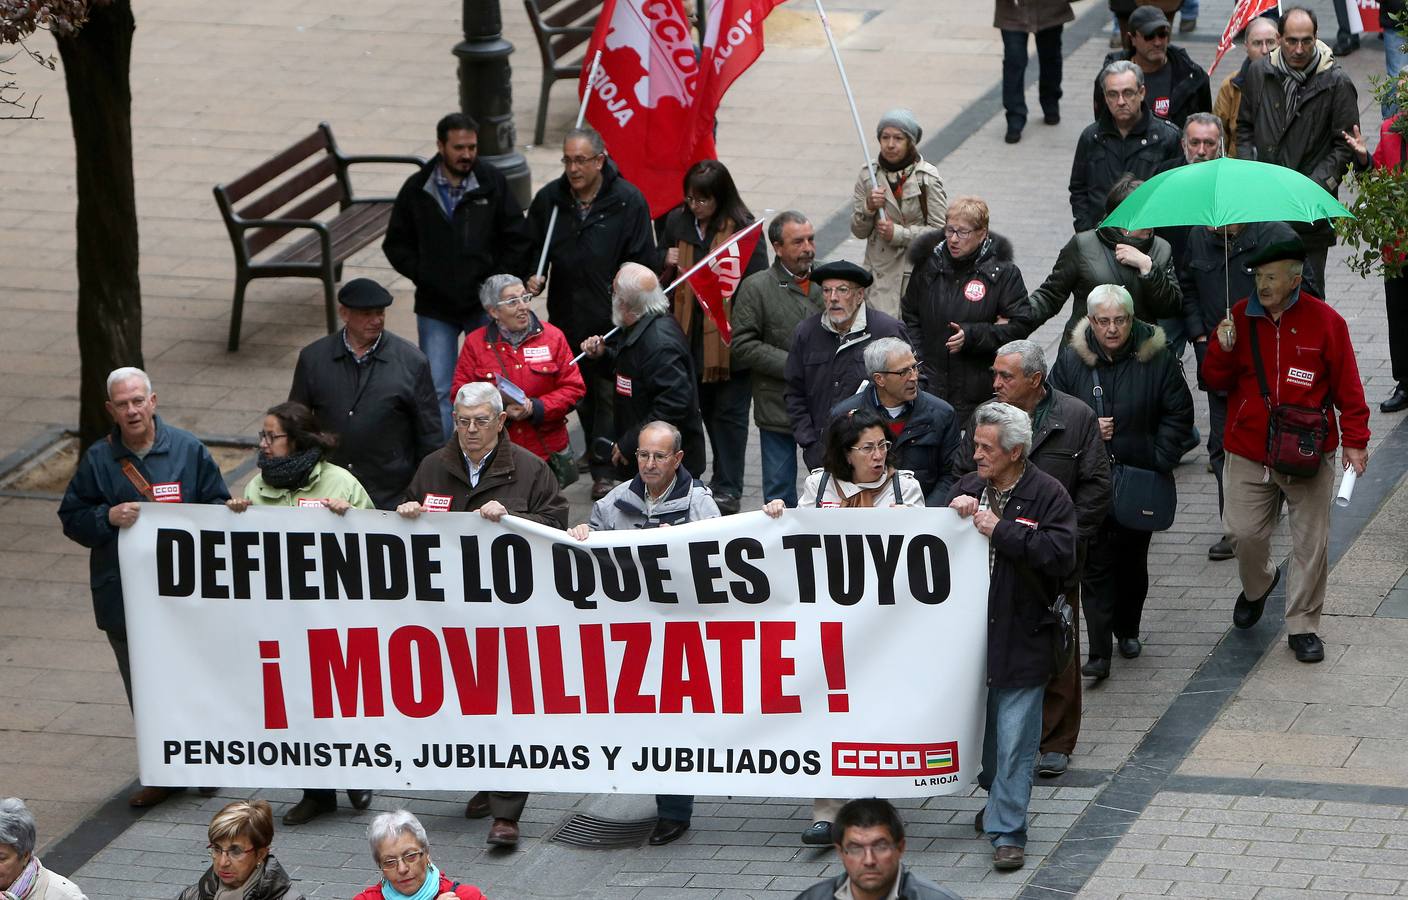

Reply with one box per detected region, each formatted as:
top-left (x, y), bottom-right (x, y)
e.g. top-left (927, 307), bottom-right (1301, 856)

top-left (25, 2), bottom-right (1406, 898)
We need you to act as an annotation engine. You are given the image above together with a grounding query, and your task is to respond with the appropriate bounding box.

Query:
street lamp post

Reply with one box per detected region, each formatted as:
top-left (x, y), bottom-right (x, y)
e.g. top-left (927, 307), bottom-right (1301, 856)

top-left (455, 0), bottom-right (532, 207)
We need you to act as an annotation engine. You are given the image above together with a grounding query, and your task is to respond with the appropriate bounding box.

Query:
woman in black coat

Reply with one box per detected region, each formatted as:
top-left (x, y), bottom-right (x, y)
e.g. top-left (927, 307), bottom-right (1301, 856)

top-left (901, 196), bottom-right (1034, 430)
top-left (1049, 284), bottom-right (1194, 680)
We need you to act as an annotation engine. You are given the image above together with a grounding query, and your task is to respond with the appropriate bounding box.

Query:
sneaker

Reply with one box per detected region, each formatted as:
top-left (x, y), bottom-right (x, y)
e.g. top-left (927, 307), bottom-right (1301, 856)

top-left (1288, 632), bottom-right (1325, 663)
top-left (1036, 751), bottom-right (1069, 777)
top-left (1208, 537), bottom-right (1234, 561)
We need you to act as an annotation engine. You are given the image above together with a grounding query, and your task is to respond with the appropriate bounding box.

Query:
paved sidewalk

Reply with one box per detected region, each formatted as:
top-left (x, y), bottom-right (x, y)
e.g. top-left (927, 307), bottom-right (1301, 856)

top-left (5, 0), bottom-right (1408, 896)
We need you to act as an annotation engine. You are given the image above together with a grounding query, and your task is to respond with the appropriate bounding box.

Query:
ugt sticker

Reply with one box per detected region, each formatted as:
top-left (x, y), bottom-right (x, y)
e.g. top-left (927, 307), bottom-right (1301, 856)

top-left (151, 482), bottom-right (183, 503)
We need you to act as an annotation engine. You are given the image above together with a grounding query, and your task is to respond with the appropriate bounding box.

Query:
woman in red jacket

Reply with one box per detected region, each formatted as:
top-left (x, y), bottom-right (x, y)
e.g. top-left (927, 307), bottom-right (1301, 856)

top-left (451, 273), bottom-right (586, 486)
top-left (354, 811), bottom-right (485, 900)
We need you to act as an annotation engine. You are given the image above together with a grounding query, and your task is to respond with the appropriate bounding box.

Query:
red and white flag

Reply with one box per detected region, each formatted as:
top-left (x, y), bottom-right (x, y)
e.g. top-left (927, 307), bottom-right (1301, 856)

top-left (680, 219), bottom-right (765, 345)
top-left (690, 0), bottom-right (789, 150)
top-left (1345, 0), bottom-right (1383, 34)
top-left (579, 0), bottom-right (707, 217)
top-left (1209, 0), bottom-right (1281, 75)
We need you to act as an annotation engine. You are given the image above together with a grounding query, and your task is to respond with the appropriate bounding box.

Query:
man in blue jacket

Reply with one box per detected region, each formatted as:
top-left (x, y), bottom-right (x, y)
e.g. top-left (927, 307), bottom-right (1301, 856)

top-left (58, 366), bottom-right (229, 808)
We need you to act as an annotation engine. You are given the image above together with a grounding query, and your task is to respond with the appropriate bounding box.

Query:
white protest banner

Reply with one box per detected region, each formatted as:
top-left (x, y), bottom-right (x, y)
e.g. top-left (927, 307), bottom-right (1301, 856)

top-left (120, 504), bottom-right (989, 798)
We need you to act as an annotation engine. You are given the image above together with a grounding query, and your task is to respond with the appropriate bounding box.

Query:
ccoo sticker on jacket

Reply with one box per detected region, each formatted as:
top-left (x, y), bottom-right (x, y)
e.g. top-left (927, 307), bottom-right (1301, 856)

top-left (1286, 366), bottom-right (1315, 387)
top-left (615, 374), bottom-right (633, 397)
top-left (422, 493), bottom-right (453, 512)
top-left (523, 346), bottom-right (551, 361)
top-left (152, 482), bottom-right (183, 503)
top-left (1015, 516), bottom-right (1038, 529)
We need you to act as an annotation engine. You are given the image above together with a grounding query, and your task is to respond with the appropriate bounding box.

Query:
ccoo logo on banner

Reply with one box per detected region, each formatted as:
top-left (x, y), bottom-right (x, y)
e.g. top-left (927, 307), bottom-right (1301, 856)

top-left (119, 505), bottom-right (989, 797)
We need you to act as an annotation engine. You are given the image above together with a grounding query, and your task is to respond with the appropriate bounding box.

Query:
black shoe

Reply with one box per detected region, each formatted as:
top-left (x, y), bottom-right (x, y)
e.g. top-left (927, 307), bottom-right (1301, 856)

top-left (1288, 632), bottom-right (1325, 663)
top-left (1208, 537), bottom-right (1235, 561)
top-left (464, 791), bottom-right (491, 819)
top-left (1118, 637), bottom-right (1142, 659)
top-left (347, 790), bottom-right (373, 810)
top-left (1004, 128), bottom-right (1022, 144)
top-left (649, 818), bottom-right (690, 846)
top-left (1382, 385), bottom-right (1408, 413)
top-left (282, 793), bottom-right (337, 826)
top-left (714, 493), bottom-right (741, 515)
top-left (1233, 568), bottom-right (1281, 629)
top-left (974, 808), bottom-right (985, 833)
top-left (1333, 34), bottom-right (1360, 56)
top-left (1080, 656), bottom-right (1110, 680)
top-left (1043, 110), bottom-right (1060, 126)
top-left (801, 821), bottom-right (833, 845)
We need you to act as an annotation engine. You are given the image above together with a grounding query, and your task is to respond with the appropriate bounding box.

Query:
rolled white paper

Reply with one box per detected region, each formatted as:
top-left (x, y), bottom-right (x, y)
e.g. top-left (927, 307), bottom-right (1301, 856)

top-left (1335, 466), bottom-right (1358, 508)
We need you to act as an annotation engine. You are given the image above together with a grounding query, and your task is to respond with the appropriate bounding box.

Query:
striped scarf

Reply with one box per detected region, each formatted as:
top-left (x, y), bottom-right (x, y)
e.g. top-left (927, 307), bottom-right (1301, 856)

top-left (2, 855), bottom-right (40, 900)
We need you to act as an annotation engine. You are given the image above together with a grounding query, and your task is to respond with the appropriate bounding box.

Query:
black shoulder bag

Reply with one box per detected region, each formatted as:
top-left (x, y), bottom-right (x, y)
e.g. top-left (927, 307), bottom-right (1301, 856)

top-left (1248, 318), bottom-right (1329, 478)
top-left (1091, 367), bottom-right (1177, 531)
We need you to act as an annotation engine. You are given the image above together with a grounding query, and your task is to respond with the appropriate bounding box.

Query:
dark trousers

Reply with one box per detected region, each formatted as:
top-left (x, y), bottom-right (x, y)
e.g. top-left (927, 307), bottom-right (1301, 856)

top-left (1000, 26), bottom-right (1063, 130)
top-left (107, 630), bottom-right (134, 709)
top-left (1040, 581), bottom-right (1082, 755)
top-left (1388, 274), bottom-right (1408, 386)
top-left (699, 375), bottom-right (751, 498)
top-left (1332, 0), bottom-right (1352, 37)
top-left (1082, 519), bottom-right (1153, 660)
top-left (1194, 340), bottom-right (1229, 519)
top-left (579, 358), bottom-right (618, 479)
top-left (1306, 246), bottom-right (1329, 296)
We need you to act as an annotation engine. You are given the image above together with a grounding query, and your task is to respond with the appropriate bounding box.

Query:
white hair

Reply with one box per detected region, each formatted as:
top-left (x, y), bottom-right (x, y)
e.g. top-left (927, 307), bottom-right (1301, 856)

top-left (0, 798), bottom-right (37, 857)
top-left (478, 273), bottom-right (525, 311)
top-left (973, 401), bottom-right (1033, 457)
top-left (454, 381), bottom-right (504, 416)
top-left (614, 263), bottom-right (669, 317)
top-left (1086, 284), bottom-right (1135, 317)
top-left (863, 337), bottom-right (913, 377)
top-left (106, 366), bottom-right (152, 399)
top-left (994, 339), bottom-right (1046, 377)
top-left (367, 810), bottom-right (427, 859)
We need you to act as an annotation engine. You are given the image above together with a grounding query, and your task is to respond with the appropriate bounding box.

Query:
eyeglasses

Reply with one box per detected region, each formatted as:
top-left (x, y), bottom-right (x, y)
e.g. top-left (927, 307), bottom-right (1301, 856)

top-left (636, 450), bottom-right (676, 463)
top-left (944, 225), bottom-right (977, 239)
top-left (561, 153), bottom-right (603, 167)
top-left (878, 363), bottom-right (920, 377)
top-left (683, 196), bottom-right (714, 207)
top-left (208, 843), bottom-right (255, 861)
top-left (840, 840), bottom-right (897, 859)
top-left (849, 440), bottom-right (891, 456)
top-left (454, 415), bottom-right (496, 430)
top-left (821, 285), bottom-right (856, 297)
top-left (1093, 315), bottom-right (1131, 329)
top-left (495, 293), bottom-right (532, 309)
top-left (377, 849), bottom-right (427, 871)
top-left (1104, 88), bottom-right (1141, 101)
top-left (1282, 36), bottom-right (1315, 47)
top-left (257, 431), bottom-right (287, 445)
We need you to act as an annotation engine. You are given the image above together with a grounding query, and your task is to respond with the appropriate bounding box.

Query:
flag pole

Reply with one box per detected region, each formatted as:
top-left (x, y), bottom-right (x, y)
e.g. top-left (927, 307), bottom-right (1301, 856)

top-left (813, 0), bottom-right (885, 221)
top-left (535, 50), bottom-right (604, 282)
top-left (569, 218), bottom-right (769, 365)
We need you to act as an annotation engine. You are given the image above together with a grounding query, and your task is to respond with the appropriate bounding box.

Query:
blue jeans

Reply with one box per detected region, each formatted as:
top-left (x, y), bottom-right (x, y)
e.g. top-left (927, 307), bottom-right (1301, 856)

top-left (417, 314), bottom-right (479, 441)
top-left (1179, 0), bottom-right (1198, 19)
top-left (759, 428), bottom-right (799, 507)
top-left (978, 685), bottom-right (1044, 849)
top-left (656, 794), bottom-right (693, 822)
top-left (1387, 27), bottom-right (1408, 118)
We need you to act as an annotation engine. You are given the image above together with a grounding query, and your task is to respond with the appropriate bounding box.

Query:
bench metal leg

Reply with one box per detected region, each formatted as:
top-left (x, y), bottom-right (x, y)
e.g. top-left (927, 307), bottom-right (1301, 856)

top-left (534, 72), bottom-right (553, 145)
top-left (334, 262), bottom-right (344, 282)
top-left (227, 272), bottom-right (251, 352)
top-left (322, 274), bottom-right (338, 334)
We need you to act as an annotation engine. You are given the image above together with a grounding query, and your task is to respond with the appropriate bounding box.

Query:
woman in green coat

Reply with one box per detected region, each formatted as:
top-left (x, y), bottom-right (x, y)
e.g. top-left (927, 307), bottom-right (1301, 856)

top-left (226, 400), bottom-right (374, 825)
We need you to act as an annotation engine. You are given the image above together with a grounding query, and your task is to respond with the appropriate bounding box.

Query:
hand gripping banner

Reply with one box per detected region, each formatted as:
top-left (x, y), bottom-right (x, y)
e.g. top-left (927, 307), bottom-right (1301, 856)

top-left (120, 505), bottom-right (989, 798)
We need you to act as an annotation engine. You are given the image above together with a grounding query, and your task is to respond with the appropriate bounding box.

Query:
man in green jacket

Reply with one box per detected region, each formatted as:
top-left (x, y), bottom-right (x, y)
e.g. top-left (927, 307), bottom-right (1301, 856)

top-left (728, 210), bottom-right (821, 506)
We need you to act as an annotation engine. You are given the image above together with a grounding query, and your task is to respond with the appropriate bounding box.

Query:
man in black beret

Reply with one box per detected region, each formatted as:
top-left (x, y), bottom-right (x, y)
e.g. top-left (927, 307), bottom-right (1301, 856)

top-left (289, 278), bottom-right (443, 514)
top-left (784, 259), bottom-right (910, 472)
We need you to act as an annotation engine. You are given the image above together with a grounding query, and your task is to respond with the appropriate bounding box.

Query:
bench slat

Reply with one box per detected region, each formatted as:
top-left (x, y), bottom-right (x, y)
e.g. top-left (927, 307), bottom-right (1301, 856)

top-left (270, 202), bottom-right (392, 265)
top-left (222, 130), bottom-right (330, 204)
top-left (237, 155), bottom-right (338, 221)
top-left (244, 182), bottom-right (343, 257)
top-left (540, 0), bottom-right (599, 28)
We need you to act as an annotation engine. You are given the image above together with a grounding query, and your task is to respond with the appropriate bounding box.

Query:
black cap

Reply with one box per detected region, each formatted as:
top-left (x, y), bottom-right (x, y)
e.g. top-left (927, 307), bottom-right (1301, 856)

top-left (337, 278), bottom-right (394, 309)
top-left (1129, 5), bottom-right (1170, 35)
top-left (811, 260), bottom-right (874, 288)
top-left (1245, 237), bottom-right (1308, 269)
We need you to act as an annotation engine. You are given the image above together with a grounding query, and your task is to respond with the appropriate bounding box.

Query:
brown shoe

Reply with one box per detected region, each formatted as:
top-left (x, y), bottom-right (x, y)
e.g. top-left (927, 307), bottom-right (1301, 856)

top-left (486, 817), bottom-right (520, 847)
top-left (128, 786), bottom-right (182, 808)
top-left (993, 845), bottom-right (1025, 870)
top-left (464, 791), bottom-right (491, 819)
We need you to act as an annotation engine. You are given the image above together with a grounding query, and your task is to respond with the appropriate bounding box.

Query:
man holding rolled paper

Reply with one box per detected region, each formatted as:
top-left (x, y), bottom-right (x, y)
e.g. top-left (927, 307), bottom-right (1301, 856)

top-left (1203, 236), bottom-right (1370, 663)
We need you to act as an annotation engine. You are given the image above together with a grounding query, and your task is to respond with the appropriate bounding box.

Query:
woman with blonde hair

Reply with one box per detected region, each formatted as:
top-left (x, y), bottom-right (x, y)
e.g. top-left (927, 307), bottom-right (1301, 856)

top-left (179, 800), bottom-right (302, 900)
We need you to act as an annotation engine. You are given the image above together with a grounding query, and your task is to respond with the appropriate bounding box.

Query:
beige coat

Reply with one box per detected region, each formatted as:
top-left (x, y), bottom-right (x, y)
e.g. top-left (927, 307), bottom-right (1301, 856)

top-left (849, 159), bottom-right (947, 317)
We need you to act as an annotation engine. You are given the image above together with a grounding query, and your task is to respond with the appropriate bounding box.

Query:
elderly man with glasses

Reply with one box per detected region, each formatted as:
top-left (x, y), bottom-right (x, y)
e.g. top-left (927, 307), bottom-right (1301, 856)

top-left (396, 380), bottom-right (569, 848)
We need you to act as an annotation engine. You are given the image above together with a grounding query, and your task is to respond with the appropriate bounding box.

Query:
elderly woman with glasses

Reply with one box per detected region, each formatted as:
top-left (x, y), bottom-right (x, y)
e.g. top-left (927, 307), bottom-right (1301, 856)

top-left (226, 401), bottom-right (375, 825)
top-left (0, 798), bottom-right (85, 900)
top-left (354, 811), bottom-right (486, 900)
top-left (178, 800), bottom-right (301, 900)
top-left (901, 196), bottom-right (1033, 430)
top-left (450, 273), bottom-right (586, 489)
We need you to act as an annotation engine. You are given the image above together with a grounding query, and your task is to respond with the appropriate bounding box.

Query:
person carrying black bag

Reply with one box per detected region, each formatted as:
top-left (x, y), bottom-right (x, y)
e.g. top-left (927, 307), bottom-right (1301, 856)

top-left (1049, 283), bottom-right (1194, 680)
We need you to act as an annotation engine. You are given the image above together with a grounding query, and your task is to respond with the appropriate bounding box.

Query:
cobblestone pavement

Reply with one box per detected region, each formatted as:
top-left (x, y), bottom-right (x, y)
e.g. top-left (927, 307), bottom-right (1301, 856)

top-left (5, 0), bottom-right (1408, 896)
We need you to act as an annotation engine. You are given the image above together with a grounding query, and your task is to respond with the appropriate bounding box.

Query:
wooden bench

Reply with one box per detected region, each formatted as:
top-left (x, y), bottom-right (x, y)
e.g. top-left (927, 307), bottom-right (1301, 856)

top-left (523, 0), bottom-right (602, 145)
top-left (213, 122), bottom-right (424, 351)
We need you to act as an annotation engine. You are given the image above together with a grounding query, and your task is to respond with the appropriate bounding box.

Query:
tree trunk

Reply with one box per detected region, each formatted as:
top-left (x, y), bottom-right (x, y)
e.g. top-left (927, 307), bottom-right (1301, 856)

top-left (54, 0), bottom-right (141, 448)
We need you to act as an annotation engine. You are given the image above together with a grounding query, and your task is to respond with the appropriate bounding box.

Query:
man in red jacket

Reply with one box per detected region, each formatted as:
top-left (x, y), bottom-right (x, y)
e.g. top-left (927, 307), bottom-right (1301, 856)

top-left (1203, 237), bottom-right (1370, 663)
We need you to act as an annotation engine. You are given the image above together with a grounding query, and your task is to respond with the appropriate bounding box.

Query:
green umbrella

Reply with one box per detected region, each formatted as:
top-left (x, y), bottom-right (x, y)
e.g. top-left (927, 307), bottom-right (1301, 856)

top-left (1099, 157), bottom-right (1353, 230)
top-left (1099, 157), bottom-right (1354, 331)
